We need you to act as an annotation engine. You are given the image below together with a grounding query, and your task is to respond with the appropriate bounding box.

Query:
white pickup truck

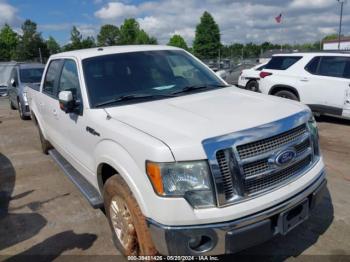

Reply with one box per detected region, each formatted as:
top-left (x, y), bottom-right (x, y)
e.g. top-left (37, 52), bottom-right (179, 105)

top-left (27, 45), bottom-right (327, 256)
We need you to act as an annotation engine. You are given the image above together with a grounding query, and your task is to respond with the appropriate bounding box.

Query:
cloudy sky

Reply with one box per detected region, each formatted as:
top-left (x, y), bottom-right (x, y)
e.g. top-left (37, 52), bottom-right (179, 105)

top-left (0, 0), bottom-right (349, 46)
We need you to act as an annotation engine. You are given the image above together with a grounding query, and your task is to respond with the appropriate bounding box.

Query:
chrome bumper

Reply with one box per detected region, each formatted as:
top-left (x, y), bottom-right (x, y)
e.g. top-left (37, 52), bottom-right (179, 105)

top-left (146, 170), bottom-right (327, 255)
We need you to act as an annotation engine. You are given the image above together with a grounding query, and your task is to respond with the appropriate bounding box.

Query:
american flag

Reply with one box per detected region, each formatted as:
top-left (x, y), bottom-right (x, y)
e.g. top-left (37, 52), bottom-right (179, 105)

top-left (275, 13), bottom-right (282, 23)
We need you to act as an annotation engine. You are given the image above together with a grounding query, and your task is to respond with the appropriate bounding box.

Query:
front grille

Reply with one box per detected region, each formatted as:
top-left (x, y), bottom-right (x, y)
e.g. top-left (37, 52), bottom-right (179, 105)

top-left (215, 123), bottom-right (314, 204)
top-left (244, 155), bottom-right (312, 195)
top-left (237, 124), bottom-right (307, 160)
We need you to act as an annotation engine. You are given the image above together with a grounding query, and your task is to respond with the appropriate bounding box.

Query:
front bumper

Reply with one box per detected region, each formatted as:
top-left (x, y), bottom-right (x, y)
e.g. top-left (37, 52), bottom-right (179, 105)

top-left (147, 170), bottom-right (326, 255)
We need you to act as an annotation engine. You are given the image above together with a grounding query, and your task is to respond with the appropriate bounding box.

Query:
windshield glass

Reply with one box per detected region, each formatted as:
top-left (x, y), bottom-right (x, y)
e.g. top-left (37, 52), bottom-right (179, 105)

top-left (82, 50), bottom-right (226, 108)
top-left (20, 68), bottom-right (44, 83)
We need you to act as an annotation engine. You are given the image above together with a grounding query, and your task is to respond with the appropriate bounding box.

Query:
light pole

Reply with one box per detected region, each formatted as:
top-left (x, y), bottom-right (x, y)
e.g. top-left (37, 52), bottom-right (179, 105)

top-left (337, 0), bottom-right (345, 50)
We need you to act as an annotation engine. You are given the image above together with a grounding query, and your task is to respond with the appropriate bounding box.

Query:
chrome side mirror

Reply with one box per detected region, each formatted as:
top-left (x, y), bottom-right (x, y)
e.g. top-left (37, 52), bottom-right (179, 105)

top-left (58, 91), bottom-right (75, 113)
top-left (10, 78), bottom-right (16, 87)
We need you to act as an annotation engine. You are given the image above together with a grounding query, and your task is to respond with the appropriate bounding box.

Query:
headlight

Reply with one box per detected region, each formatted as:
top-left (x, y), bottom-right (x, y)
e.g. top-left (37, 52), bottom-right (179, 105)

top-left (146, 161), bottom-right (215, 208)
top-left (307, 116), bottom-right (320, 156)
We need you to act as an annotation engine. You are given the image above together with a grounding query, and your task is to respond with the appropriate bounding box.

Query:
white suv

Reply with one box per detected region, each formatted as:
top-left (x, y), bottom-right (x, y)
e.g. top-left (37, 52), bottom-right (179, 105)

top-left (259, 53), bottom-right (350, 119)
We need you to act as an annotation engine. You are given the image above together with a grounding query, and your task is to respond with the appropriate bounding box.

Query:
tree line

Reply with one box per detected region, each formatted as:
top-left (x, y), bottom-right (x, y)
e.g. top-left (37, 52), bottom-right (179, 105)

top-left (0, 11), bottom-right (332, 63)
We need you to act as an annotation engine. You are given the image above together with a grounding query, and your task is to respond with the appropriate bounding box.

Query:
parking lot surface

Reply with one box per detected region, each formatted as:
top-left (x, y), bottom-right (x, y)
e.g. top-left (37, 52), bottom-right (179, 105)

top-left (0, 96), bottom-right (349, 261)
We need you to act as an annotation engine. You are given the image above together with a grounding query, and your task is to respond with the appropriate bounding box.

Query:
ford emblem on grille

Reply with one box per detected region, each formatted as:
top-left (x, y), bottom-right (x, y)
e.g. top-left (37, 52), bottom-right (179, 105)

top-left (275, 149), bottom-right (296, 166)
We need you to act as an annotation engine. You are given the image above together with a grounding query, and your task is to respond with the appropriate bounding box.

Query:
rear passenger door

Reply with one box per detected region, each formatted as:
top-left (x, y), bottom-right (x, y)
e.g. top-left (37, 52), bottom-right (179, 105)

top-left (305, 56), bottom-right (350, 114)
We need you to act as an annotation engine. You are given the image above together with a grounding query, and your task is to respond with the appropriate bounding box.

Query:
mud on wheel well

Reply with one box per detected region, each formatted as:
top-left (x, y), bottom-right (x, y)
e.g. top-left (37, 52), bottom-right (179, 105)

top-left (269, 85), bottom-right (300, 100)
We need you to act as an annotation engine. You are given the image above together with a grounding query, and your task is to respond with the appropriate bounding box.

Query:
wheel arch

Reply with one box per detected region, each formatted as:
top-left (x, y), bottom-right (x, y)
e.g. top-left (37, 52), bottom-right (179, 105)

top-left (269, 84), bottom-right (300, 101)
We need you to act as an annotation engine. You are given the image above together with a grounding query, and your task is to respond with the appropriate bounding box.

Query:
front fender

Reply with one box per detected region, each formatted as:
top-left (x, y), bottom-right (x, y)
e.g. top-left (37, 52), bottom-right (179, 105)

top-left (94, 139), bottom-right (157, 217)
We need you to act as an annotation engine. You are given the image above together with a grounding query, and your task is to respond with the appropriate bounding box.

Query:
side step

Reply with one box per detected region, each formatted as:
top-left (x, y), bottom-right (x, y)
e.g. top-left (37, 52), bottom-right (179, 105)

top-left (49, 149), bottom-right (103, 208)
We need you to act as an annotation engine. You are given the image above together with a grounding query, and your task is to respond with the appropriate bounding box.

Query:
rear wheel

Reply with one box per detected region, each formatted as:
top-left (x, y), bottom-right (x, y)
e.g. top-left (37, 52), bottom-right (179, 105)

top-left (274, 90), bottom-right (299, 101)
top-left (104, 175), bottom-right (157, 256)
top-left (245, 80), bottom-right (259, 92)
top-left (38, 125), bottom-right (52, 154)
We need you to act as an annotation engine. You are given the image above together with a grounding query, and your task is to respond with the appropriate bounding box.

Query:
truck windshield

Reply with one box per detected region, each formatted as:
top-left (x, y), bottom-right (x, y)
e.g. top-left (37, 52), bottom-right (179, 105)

top-left (20, 68), bottom-right (44, 83)
top-left (82, 50), bottom-right (227, 108)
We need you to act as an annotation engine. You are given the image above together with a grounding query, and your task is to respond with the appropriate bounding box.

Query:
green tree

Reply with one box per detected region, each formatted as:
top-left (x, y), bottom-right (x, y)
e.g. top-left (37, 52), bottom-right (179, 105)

top-left (118, 18), bottom-right (157, 45)
top-left (15, 19), bottom-right (48, 61)
top-left (168, 34), bottom-right (188, 50)
top-left (0, 24), bottom-right (18, 61)
top-left (97, 24), bottom-right (119, 46)
top-left (46, 36), bottom-right (60, 55)
top-left (119, 18), bottom-right (140, 44)
top-left (322, 33), bottom-right (340, 41)
top-left (193, 11), bottom-right (221, 59)
top-left (64, 26), bottom-right (95, 51)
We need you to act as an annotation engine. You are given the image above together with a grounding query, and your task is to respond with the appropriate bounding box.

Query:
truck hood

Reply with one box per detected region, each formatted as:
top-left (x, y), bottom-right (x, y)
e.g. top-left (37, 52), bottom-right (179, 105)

top-left (105, 87), bottom-right (308, 160)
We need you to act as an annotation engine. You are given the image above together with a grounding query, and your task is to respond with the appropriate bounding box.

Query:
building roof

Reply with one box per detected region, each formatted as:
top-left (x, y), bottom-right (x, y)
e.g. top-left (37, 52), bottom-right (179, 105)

top-left (51, 45), bottom-right (182, 60)
top-left (323, 37), bottom-right (350, 44)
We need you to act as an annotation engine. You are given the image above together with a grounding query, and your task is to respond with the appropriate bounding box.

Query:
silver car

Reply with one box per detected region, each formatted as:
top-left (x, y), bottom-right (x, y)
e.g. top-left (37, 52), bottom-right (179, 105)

top-left (8, 63), bottom-right (45, 120)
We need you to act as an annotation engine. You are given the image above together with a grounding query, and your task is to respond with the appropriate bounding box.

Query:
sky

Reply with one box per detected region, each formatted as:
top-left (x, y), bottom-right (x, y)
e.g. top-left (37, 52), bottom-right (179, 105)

top-left (0, 0), bottom-right (349, 46)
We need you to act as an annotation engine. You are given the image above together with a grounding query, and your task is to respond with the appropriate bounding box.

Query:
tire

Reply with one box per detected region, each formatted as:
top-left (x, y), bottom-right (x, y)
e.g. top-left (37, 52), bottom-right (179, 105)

top-left (245, 80), bottom-right (259, 92)
top-left (104, 175), bottom-right (157, 256)
top-left (38, 125), bottom-right (52, 154)
top-left (274, 90), bottom-right (299, 101)
top-left (10, 99), bottom-right (16, 110)
top-left (18, 100), bottom-right (30, 120)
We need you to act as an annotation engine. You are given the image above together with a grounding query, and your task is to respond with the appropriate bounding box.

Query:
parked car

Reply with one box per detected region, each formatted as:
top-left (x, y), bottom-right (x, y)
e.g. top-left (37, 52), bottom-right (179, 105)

top-left (7, 63), bottom-right (45, 120)
top-left (27, 45), bottom-right (326, 257)
top-left (237, 62), bottom-right (268, 91)
top-left (259, 52), bottom-right (350, 119)
top-left (225, 62), bottom-right (257, 85)
top-left (0, 62), bottom-right (16, 97)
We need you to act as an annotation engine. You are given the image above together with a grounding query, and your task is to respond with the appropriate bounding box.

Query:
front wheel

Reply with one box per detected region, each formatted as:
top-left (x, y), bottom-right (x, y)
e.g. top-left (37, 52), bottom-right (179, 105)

top-left (104, 175), bottom-right (157, 256)
top-left (18, 100), bottom-right (30, 120)
top-left (274, 90), bottom-right (299, 101)
top-left (9, 99), bottom-right (16, 110)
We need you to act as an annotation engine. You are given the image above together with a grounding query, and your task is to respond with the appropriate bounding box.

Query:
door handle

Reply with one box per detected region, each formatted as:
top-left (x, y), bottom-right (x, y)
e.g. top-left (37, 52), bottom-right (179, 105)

top-left (53, 109), bottom-right (58, 117)
top-left (300, 78), bottom-right (309, 82)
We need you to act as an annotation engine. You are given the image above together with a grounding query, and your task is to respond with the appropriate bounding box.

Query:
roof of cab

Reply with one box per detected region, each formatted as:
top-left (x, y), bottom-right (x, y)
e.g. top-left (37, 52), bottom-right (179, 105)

top-left (50, 45), bottom-right (182, 60)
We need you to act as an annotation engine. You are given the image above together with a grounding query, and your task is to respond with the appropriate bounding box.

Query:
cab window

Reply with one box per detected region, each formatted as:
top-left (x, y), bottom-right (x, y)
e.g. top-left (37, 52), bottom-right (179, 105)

top-left (58, 59), bottom-right (81, 99)
top-left (43, 60), bottom-right (62, 96)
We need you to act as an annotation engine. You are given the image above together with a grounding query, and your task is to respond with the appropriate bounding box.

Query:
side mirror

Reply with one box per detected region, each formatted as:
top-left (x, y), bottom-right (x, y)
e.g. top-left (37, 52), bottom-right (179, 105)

top-left (58, 91), bottom-right (75, 113)
top-left (10, 78), bottom-right (16, 87)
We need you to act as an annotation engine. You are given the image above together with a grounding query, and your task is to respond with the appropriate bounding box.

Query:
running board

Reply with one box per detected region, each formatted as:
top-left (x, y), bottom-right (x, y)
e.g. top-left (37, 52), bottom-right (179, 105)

top-left (49, 149), bottom-right (103, 208)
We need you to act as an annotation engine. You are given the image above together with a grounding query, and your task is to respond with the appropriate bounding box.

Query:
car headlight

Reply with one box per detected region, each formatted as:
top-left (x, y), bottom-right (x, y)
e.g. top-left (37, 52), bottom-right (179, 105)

top-left (307, 116), bottom-right (320, 156)
top-left (146, 161), bottom-right (215, 208)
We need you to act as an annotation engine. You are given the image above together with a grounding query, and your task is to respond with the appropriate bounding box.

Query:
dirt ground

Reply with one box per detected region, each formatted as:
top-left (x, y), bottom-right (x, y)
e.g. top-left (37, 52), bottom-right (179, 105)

top-left (0, 96), bottom-right (349, 261)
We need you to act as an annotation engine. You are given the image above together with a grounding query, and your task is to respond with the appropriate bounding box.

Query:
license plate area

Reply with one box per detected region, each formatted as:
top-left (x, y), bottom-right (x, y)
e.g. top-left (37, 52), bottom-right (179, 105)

top-left (278, 199), bottom-right (309, 235)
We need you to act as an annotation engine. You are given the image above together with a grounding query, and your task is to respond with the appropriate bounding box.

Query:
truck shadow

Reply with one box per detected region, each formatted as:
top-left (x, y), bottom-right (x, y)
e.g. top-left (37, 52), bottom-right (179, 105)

top-left (0, 153), bottom-right (48, 251)
top-left (4, 230), bottom-right (97, 262)
top-left (223, 187), bottom-right (334, 261)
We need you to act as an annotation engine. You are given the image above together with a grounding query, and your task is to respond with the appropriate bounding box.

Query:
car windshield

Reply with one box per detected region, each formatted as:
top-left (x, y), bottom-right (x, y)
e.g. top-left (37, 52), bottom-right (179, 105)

top-left (20, 68), bottom-right (44, 83)
top-left (82, 50), bottom-right (227, 108)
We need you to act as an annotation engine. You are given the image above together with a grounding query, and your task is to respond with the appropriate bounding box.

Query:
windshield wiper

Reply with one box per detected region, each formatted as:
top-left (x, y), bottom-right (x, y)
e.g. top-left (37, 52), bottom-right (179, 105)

top-left (171, 84), bottom-right (228, 95)
top-left (94, 93), bottom-right (175, 108)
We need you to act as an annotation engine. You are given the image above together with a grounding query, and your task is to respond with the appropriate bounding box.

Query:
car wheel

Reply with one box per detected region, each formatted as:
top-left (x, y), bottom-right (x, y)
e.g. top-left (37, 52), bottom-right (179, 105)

top-left (38, 125), bottom-right (52, 154)
top-left (274, 90), bottom-right (299, 101)
top-left (104, 175), bottom-right (157, 256)
top-left (10, 99), bottom-right (16, 110)
top-left (246, 80), bottom-right (259, 92)
top-left (18, 100), bottom-right (30, 120)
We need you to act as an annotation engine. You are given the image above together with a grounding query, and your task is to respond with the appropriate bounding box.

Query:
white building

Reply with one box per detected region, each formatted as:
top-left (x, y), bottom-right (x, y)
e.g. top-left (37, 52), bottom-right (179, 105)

top-left (323, 37), bottom-right (350, 50)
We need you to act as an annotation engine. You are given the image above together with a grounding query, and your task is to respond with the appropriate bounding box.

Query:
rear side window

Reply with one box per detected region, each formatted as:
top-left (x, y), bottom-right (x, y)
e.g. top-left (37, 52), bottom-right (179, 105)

top-left (305, 57), bottom-right (320, 74)
top-left (43, 60), bottom-right (62, 96)
top-left (265, 56), bottom-right (302, 70)
top-left (318, 56), bottom-right (350, 78)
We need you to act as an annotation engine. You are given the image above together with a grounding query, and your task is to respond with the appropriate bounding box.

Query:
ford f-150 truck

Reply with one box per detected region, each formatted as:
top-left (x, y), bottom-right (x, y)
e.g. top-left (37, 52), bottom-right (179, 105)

top-left (27, 45), bottom-right (327, 257)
